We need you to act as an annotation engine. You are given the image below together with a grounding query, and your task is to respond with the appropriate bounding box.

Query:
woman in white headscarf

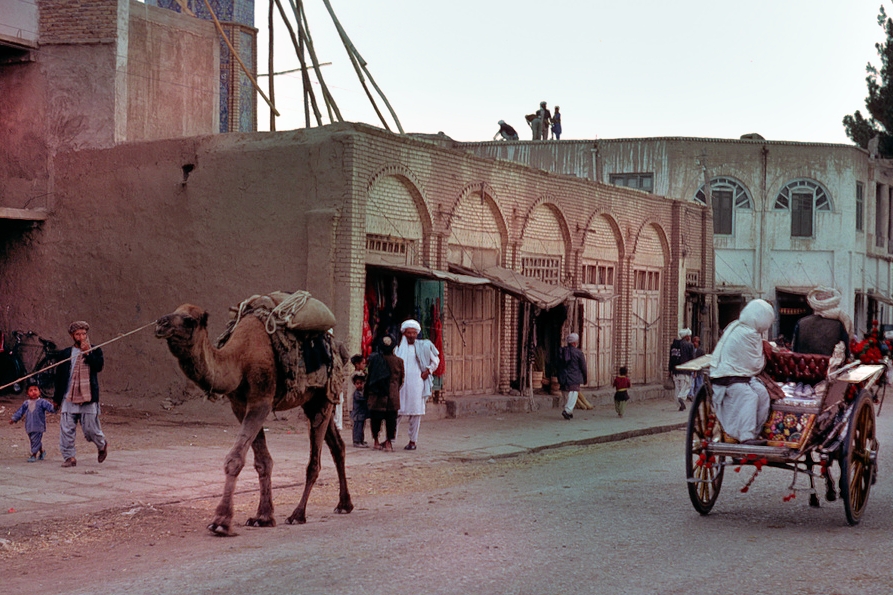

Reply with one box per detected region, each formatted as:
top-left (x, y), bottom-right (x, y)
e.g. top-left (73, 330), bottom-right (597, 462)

top-left (709, 299), bottom-right (776, 443)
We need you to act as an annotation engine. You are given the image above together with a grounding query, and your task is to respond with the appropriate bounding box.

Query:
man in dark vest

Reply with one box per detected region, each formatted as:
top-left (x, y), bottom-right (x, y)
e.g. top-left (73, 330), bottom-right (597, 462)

top-left (792, 286), bottom-right (851, 357)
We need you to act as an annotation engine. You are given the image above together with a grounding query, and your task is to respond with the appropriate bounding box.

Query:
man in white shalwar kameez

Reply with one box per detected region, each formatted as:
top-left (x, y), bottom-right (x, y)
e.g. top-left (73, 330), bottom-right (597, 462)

top-left (709, 299), bottom-right (775, 444)
top-left (395, 319), bottom-right (440, 451)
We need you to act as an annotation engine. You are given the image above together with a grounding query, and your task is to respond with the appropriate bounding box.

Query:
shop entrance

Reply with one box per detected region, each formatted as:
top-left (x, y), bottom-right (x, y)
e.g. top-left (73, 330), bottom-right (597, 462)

top-left (364, 267), bottom-right (445, 392)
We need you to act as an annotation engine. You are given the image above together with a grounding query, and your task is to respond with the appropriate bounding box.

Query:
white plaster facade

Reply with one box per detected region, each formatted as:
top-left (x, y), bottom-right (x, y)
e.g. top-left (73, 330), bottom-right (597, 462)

top-left (463, 137), bottom-right (893, 341)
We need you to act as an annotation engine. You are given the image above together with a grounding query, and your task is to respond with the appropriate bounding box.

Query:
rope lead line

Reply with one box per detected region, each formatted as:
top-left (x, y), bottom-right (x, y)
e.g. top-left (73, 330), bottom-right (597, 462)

top-left (0, 320), bottom-right (158, 394)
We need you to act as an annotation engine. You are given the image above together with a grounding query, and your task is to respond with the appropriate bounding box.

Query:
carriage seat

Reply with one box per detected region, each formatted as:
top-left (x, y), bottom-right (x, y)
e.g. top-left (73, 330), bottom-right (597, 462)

top-left (763, 350), bottom-right (829, 386)
top-left (758, 350), bottom-right (830, 448)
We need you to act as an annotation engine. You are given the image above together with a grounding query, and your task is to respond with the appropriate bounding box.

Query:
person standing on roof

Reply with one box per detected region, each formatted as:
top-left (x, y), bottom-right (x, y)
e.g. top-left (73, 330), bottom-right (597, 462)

top-left (551, 106), bottom-right (562, 140)
top-left (493, 120), bottom-right (519, 141)
top-left (537, 101), bottom-right (552, 140)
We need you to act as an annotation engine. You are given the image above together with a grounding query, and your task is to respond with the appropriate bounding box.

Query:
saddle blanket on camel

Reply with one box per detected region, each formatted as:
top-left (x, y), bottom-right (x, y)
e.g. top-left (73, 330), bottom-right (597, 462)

top-left (212, 290), bottom-right (349, 410)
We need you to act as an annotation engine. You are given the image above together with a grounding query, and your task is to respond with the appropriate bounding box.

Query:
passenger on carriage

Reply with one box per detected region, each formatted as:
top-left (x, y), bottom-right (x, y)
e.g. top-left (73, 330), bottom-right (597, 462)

top-left (792, 286), bottom-right (851, 357)
top-left (709, 299), bottom-right (776, 445)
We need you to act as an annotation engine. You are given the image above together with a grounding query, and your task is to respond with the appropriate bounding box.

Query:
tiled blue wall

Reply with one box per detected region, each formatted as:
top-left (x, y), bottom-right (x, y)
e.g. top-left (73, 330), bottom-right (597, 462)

top-left (147, 0), bottom-right (255, 132)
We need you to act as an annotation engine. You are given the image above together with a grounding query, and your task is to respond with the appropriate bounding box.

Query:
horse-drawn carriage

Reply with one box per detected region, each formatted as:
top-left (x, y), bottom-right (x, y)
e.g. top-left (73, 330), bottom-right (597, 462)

top-left (681, 349), bottom-right (887, 525)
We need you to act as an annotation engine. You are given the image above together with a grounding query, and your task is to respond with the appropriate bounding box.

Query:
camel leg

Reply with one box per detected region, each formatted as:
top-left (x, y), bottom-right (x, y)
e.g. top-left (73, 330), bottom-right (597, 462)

top-left (210, 400), bottom-right (272, 536)
top-left (324, 412), bottom-right (354, 515)
top-left (245, 427), bottom-right (276, 527)
top-left (287, 393), bottom-right (332, 525)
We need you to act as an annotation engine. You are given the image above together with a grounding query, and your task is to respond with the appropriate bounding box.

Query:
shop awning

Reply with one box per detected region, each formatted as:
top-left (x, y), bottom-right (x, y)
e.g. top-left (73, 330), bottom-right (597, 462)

top-left (685, 285), bottom-right (750, 295)
top-left (860, 289), bottom-right (893, 307)
top-left (366, 263), bottom-right (490, 286)
top-left (574, 288), bottom-right (616, 302)
top-left (0, 207), bottom-right (47, 222)
top-left (479, 266), bottom-right (571, 309)
top-left (775, 286), bottom-right (813, 296)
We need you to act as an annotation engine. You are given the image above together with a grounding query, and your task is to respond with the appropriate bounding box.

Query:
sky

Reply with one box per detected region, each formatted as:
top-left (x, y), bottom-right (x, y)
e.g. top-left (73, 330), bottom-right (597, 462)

top-left (254, 0), bottom-right (885, 144)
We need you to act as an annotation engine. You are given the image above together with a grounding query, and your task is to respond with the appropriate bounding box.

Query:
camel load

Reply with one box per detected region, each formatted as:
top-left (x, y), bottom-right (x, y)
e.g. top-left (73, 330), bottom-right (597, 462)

top-left (216, 291), bottom-right (348, 410)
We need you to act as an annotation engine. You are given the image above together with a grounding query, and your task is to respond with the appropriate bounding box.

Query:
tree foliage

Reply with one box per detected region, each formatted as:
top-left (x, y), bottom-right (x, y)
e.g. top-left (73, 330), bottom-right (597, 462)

top-left (844, 4), bottom-right (893, 156)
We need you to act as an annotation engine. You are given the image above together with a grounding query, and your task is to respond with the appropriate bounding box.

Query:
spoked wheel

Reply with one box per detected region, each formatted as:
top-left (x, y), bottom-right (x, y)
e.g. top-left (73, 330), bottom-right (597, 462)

top-left (686, 383), bottom-right (724, 514)
top-left (840, 391), bottom-right (878, 526)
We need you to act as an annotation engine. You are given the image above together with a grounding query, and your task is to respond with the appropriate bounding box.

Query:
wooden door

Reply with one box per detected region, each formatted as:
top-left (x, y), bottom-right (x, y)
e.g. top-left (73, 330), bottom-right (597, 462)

top-left (443, 285), bottom-right (498, 395)
top-left (631, 269), bottom-right (662, 384)
top-left (582, 298), bottom-right (614, 387)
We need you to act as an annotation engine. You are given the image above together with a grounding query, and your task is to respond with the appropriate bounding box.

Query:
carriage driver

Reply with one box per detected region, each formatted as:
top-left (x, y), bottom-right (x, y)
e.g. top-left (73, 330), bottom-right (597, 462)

top-left (709, 299), bottom-right (776, 445)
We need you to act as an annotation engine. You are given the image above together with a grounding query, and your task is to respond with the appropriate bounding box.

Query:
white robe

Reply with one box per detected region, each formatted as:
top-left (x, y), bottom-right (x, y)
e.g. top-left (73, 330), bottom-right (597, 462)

top-left (710, 299), bottom-right (775, 441)
top-left (395, 339), bottom-right (440, 416)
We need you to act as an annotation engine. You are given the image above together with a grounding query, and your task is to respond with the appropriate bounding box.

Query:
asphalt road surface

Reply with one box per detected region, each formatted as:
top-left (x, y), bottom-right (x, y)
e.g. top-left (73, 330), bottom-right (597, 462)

top-left (9, 419), bottom-right (893, 595)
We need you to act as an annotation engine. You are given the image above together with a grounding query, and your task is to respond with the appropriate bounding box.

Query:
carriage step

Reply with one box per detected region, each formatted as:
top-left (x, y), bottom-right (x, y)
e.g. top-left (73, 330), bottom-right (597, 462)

top-left (706, 443), bottom-right (796, 459)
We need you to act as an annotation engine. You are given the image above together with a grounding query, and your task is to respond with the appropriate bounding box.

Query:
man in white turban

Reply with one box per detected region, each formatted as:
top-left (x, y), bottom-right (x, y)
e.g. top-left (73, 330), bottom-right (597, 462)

top-left (709, 299), bottom-right (776, 444)
top-left (395, 319), bottom-right (440, 451)
top-left (792, 286), bottom-right (851, 357)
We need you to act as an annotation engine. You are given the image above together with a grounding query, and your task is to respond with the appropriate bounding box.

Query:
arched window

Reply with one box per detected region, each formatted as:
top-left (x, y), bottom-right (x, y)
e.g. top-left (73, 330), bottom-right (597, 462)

top-left (774, 179), bottom-right (832, 238)
top-left (694, 176), bottom-right (753, 236)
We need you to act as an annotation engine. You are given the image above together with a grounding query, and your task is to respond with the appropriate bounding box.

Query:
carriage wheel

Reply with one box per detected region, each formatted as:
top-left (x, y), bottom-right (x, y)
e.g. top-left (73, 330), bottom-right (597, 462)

top-left (686, 383), bottom-right (724, 514)
top-left (840, 391), bottom-right (878, 526)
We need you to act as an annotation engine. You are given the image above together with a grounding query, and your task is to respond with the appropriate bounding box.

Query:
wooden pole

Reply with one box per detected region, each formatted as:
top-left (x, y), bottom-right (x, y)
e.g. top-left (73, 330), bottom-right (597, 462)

top-left (268, 0), bottom-right (276, 131)
top-left (273, 0), bottom-right (322, 127)
top-left (320, 0), bottom-right (404, 133)
top-left (293, 0), bottom-right (341, 123)
top-left (202, 0), bottom-right (280, 118)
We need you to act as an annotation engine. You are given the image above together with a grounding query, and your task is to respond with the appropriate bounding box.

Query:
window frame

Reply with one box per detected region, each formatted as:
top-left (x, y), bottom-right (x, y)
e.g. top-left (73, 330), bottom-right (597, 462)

top-left (773, 179), bottom-right (832, 239)
top-left (856, 181), bottom-right (864, 232)
top-left (694, 176), bottom-right (753, 237)
top-left (609, 172), bottom-right (654, 193)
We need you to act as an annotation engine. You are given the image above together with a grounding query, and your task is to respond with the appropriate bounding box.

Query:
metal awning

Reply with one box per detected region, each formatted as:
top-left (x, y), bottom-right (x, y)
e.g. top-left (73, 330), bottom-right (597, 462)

top-left (574, 288), bottom-right (617, 302)
top-left (0, 207), bottom-right (47, 222)
top-left (366, 263), bottom-right (490, 286)
top-left (448, 264), bottom-right (575, 310)
top-left (686, 285), bottom-right (750, 295)
top-left (859, 290), bottom-right (893, 307)
top-left (775, 286), bottom-right (813, 296)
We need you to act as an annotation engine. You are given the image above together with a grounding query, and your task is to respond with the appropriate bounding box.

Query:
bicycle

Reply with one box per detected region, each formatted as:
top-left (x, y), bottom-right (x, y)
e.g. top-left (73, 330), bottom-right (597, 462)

top-left (0, 330), bottom-right (59, 399)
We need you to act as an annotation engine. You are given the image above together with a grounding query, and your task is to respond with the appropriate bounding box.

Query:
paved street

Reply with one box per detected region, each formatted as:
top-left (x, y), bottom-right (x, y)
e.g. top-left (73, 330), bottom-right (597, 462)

top-left (4, 393), bottom-right (893, 595)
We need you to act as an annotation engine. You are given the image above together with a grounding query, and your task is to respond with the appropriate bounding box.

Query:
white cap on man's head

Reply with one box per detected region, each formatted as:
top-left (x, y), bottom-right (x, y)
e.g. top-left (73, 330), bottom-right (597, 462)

top-left (679, 328), bottom-right (692, 338)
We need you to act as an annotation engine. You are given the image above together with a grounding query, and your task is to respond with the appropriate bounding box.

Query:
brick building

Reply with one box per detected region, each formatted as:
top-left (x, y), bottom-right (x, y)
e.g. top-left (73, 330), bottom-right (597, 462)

top-left (1, 2), bottom-right (712, 401)
top-left (0, 124), bottom-right (712, 401)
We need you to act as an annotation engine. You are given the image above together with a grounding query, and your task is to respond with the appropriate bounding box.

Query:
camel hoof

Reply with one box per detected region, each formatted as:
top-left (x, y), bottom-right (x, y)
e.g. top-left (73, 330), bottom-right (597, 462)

top-left (334, 504), bottom-right (354, 515)
top-left (246, 517), bottom-right (276, 528)
top-left (207, 522), bottom-right (235, 536)
top-left (286, 514), bottom-right (307, 525)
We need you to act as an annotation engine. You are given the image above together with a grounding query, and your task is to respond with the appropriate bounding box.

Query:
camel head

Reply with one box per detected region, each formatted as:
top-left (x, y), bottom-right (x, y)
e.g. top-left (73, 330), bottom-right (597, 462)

top-left (155, 304), bottom-right (210, 344)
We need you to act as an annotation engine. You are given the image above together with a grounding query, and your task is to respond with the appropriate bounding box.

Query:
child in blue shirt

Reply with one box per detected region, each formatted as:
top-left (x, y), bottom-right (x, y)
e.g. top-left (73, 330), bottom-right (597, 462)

top-left (9, 381), bottom-right (56, 462)
top-left (350, 373), bottom-right (368, 447)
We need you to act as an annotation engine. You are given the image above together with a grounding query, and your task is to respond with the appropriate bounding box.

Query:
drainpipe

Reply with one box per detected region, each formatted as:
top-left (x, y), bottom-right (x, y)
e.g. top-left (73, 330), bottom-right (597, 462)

top-left (759, 145), bottom-right (769, 299)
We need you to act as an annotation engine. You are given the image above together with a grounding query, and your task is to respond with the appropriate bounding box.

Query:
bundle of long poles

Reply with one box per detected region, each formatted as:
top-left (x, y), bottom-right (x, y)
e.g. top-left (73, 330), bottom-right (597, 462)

top-left (266, 0), bottom-right (404, 133)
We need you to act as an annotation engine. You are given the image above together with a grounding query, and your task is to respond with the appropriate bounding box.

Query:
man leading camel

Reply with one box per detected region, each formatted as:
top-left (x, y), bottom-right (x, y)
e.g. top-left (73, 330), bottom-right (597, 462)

top-left (395, 319), bottom-right (440, 451)
top-left (54, 321), bottom-right (108, 467)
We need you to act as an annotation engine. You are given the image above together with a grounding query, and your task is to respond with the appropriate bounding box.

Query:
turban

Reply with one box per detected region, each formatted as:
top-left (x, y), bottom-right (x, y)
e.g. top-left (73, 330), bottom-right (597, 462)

top-left (401, 319), bottom-right (421, 333)
top-left (566, 333), bottom-right (579, 344)
top-left (806, 286), bottom-right (852, 334)
top-left (68, 321), bottom-right (90, 335)
top-left (679, 328), bottom-right (692, 339)
top-left (807, 286), bottom-right (840, 313)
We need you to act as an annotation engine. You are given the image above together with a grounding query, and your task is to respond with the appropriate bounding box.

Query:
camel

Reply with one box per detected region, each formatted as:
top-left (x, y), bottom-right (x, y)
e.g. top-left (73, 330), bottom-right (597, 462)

top-left (154, 303), bottom-right (353, 535)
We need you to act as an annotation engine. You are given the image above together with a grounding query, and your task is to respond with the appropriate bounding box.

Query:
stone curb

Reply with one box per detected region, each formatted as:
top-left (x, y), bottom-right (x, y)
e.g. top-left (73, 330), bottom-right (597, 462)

top-left (447, 421), bottom-right (689, 462)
